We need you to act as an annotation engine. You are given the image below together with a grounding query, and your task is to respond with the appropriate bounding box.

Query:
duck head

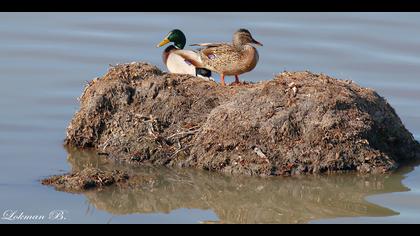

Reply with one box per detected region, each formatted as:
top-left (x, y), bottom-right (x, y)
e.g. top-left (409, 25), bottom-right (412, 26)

top-left (157, 29), bottom-right (187, 49)
top-left (233, 28), bottom-right (263, 48)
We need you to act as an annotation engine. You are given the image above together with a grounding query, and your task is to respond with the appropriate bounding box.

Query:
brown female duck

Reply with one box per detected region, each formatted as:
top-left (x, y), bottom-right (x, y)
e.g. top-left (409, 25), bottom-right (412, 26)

top-left (177, 28), bottom-right (263, 86)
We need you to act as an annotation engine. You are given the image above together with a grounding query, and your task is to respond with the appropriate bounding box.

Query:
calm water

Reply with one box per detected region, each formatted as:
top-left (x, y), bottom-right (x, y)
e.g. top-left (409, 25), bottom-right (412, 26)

top-left (0, 12), bottom-right (419, 224)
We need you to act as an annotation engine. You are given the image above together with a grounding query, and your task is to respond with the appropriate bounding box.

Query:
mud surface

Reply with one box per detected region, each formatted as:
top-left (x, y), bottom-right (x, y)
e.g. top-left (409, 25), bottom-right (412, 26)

top-left (63, 62), bottom-right (420, 177)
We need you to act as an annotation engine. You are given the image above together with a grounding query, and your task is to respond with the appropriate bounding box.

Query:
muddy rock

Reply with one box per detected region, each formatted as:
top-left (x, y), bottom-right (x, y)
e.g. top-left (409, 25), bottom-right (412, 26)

top-left (64, 62), bottom-right (420, 176)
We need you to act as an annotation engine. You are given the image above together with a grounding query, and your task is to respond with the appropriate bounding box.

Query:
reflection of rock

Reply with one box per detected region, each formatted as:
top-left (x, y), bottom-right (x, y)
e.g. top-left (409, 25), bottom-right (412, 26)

top-left (65, 149), bottom-right (411, 224)
top-left (65, 62), bottom-right (420, 176)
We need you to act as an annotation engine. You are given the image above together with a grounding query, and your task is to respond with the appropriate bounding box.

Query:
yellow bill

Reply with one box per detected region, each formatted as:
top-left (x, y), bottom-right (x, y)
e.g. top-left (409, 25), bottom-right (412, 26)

top-left (156, 38), bottom-right (170, 47)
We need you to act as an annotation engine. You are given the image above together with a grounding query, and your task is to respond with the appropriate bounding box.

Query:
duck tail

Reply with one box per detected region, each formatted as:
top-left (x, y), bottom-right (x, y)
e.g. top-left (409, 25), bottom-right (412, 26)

top-left (195, 68), bottom-right (212, 78)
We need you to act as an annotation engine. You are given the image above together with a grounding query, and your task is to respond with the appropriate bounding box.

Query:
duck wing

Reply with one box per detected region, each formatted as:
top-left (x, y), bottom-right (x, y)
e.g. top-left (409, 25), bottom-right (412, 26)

top-left (171, 49), bottom-right (205, 68)
top-left (196, 44), bottom-right (243, 74)
top-left (166, 50), bottom-right (214, 79)
top-left (166, 50), bottom-right (201, 75)
top-left (190, 42), bottom-right (225, 48)
top-left (201, 44), bottom-right (239, 61)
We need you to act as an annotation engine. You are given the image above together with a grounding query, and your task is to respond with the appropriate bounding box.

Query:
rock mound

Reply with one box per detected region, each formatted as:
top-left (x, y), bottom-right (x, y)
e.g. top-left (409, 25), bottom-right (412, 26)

top-left (64, 62), bottom-right (420, 176)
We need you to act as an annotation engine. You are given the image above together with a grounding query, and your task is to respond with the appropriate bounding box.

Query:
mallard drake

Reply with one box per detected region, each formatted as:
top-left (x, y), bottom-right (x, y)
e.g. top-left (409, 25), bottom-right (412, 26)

top-left (156, 29), bottom-right (213, 81)
top-left (179, 28), bottom-right (262, 86)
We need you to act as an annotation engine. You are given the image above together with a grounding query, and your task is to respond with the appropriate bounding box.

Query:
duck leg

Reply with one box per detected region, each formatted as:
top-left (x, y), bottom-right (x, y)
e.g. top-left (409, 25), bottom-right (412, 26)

top-left (234, 75), bottom-right (240, 84)
top-left (230, 75), bottom-right (241, 86)
top-left (220, 74), bottom-right (226, 86)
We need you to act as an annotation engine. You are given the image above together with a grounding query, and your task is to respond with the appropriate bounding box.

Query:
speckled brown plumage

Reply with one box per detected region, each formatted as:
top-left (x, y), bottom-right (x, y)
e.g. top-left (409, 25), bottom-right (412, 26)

top-left (199, 43), bottom-right (259, 76)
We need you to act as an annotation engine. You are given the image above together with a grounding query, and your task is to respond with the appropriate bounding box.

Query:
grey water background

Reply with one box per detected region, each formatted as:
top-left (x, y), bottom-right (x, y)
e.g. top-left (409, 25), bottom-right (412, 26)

top-left (0, 12), bottom-right (419, 224)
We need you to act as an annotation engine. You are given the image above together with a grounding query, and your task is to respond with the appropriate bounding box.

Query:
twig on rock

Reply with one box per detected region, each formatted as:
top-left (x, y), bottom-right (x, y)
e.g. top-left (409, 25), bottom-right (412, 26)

top-left (167, 129), bottom-right (200, 140)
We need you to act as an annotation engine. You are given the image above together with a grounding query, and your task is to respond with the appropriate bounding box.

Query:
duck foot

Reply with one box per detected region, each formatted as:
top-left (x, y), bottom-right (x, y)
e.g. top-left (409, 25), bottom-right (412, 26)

top-left (229, 81), bottom-right (243, 86)
top-left (230, 75), bottom-right (242, 86)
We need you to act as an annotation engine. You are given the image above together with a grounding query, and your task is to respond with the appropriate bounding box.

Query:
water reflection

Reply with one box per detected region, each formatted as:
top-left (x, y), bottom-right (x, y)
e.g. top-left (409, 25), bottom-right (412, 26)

top-left (65, 147), bottom-right (413, 224)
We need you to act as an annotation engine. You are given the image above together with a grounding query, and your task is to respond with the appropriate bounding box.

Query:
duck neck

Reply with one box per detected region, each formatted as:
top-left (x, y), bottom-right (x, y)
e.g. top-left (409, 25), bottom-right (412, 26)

top-left (174, 41), bottom-right (185, 49)
top-left (163, 45), bottom-right (176, 64)
top-left (233, 37), bottom-right (246, 51)
top-left (234, 36), bottom-right (257, 52)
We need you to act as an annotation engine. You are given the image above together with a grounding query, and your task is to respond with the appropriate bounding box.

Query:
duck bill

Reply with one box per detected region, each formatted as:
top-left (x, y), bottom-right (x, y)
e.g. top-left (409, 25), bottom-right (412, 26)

top-left (157, 38), bottom-right (170, 48)
top-left (252, 39), bottom-right (263, 46)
